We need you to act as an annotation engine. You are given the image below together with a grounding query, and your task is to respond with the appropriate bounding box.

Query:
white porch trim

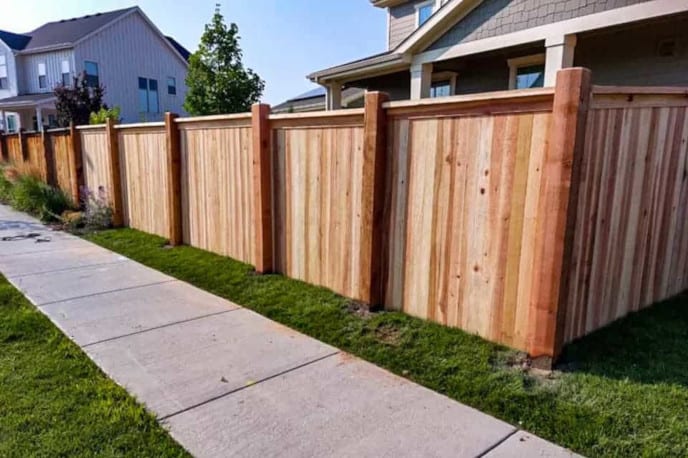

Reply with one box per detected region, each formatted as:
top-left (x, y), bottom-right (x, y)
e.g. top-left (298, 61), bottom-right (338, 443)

top-left (413, 0), bottom-right (687, 68)
top-left (410, 63), bottom-right (433, 99)
top-left (325, 83), bottom-right (342, 110)
top-left (544, 35), bottom-right (577, 87)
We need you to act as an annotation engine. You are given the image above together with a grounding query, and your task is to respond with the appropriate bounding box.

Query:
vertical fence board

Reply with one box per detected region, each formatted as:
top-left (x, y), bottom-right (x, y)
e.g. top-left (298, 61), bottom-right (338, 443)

top-left (80, 127), bottom-right (113, 204)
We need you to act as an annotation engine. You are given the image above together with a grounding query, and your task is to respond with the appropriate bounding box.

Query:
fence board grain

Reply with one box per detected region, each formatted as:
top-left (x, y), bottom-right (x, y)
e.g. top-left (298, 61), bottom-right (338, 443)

top-left (384, 107), bottom-right (555, 352)
top-left (180, 118), bottom-right (255, 265)
top-left (48, 130), bottom-right (79, 203)
top-left (272, 116), bottom-right (370, 301)
top-left (563, 94), bottom-right (688, 344)
top-left (80, 127), bottom-right (113, 204)
top-left (118, 126), bottom-right (170, 237)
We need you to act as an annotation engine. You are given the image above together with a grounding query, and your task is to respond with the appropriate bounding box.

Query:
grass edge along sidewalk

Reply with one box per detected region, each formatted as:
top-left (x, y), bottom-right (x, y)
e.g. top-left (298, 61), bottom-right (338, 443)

top-left (0, 274), bottom-right (189, 457)
top-left (85, 228), bottom-right (688, 458)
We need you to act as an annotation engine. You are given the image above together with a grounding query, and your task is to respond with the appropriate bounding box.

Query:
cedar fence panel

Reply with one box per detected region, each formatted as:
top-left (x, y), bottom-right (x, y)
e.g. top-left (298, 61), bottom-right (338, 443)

top-left (563, 88), bottom-right (688, 344)
top-left (271, 110), bottom-right (372, 302)
top-left (79, 126), bottom-right (113, 203)
top-left (179, 115), bottom-right (256, 265)
top-left (383, 91), bottom-right (557, 353)
top-left (48, 129), bottom-right (79, 203)
top-left (118, 124), bottom-right (171, 237)
top-left (5, 134), bottom-right (23, 167)
top-left (23, 133), bottom-right (48, 180)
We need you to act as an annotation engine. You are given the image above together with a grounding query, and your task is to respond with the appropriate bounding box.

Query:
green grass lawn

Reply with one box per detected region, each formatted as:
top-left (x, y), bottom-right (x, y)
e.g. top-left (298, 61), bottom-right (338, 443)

top-left (0, 274), bottom-right (189, 457)
top-left (84, 228), bottom-right (688, 458)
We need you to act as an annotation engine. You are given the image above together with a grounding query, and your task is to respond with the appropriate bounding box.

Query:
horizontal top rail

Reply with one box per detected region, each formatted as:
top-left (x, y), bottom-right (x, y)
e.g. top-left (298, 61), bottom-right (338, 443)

top-left (115, 122), bottom-right (165, 130)
top-left (268, 108), bottom-right (365, 121)
top-left (175, 113), bottom-right (252, 124)
top-left (383, 87), bottom-right (555, 110)
top-left (45, 127), bottom-right (70, 133)
top-left (592, 85), bottom-right (688, 95)
top-left (76, 124), bottom-right (106, 131)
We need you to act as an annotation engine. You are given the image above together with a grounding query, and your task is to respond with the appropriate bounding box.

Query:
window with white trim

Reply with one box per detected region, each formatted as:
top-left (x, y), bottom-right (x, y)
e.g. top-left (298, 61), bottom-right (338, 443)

top-left (6, 114), bottom-right (17, 133)
top-left (61, 60), bottom-right (71, 86)
top-left (167, 76), bottom-right (176, 95)
top-left (416, 0), bottom-right (435, 27)
top-left (508, 54), bottom-right (545, 90)
top-left (38, 62), bottom-right (47, 89)
top-left (0, 55), bottom-right (7, 90)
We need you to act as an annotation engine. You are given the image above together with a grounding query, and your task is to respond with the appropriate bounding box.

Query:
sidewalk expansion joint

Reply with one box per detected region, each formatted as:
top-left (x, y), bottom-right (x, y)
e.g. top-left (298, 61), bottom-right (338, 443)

top-left (35, 279), bottom-right (178, 307)
top-left (159, 351), bottom-right (341, 422)
top-left (82, 308), bottom-right (241, 348)
top-left (475, 428), bottom-right (519, 457)
top-left (10, 259), bottom-right (130, 279)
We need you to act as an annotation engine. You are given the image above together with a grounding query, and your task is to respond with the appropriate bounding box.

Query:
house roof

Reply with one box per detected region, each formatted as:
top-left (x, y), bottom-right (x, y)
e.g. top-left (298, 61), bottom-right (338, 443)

top-left (308, 0), bottom-right (482, 83)
top-left (0, 93), bottom-right (56, 109)
top-left (0, 6), bottom-right (190, 63)
top-left (19, 7), bottom-right (137, 52)
top-left (0, 30), bottom-right (32, 51)
top-left (273, 87), bottom-right (365, 113)
top-left (165, 36), bottom-right (191, 62)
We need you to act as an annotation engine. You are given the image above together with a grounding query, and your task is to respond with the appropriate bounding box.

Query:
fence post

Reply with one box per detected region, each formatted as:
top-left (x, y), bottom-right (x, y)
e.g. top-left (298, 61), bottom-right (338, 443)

top-left (529, 67), bottom-right (592, 368)
top-left (105, 118), bottom-right (124, 227)
top-left (0, 133), bottom-right (6, 162)
top-left (68, 123), bottom-right (83, 205)
top-left (165, 112), bottom-right (183, 246)
top-left (252, 103), bottom-right (273, 273)
top-left (362, 91), bottom-right (390, 306)
top-left (41, 130), bottom-right (56, 186)
top-left (18, 129), bottom-right (27, 162)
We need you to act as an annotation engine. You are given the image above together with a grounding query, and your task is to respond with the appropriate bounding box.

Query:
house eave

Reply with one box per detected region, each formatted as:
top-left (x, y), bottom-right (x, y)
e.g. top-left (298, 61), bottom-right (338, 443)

top-left (16, 43), bottom-right (73, 55)
top-left (371, 0), bottom-right (408, 8)
top-left (308, 53), bottom-right (409, 84)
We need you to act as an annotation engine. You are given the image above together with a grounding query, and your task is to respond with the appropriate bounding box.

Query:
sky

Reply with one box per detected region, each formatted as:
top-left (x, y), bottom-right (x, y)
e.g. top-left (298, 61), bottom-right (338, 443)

top-left (0, 0), bottom-right (387, 104)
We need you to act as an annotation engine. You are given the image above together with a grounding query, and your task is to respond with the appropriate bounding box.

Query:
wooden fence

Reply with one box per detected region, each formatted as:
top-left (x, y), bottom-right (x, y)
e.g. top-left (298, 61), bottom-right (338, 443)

top-left (1, 68), bottom-right (686, 365)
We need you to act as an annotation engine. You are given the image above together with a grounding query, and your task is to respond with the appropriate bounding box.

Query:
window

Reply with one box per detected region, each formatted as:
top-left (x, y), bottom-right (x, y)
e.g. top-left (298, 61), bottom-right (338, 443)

top-left (138, 77), bottom-right (159, 113)
top-left (0, 55), bottom-right (7, 90)
top-left (61, 60), bottom-right (71, 86)
top-left (48, 114), bottom-right (57, 128)
top-left (508, 54), bottom-right (546, 90)
top-left (416, 0), bottom-right (434, 27)
top-left (430, 71), bottom-right (457, 98)
top-left (430, 80), bottom-right (452, 98)
top-left (38, 62), bottom-right (47, 89)
top-left (84, 61), bottom-right (99, 87)
top-left (167, 76), bottom-right (176, 95)
top-left (6, 114), bottom-right (17, 133)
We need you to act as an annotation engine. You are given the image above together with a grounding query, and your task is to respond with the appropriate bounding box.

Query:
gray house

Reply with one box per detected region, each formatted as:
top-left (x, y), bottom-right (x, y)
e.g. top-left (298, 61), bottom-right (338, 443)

top-left (309, 0), bottom-right (688, 108)
top-left (0, 6), bottom-right (190, 132)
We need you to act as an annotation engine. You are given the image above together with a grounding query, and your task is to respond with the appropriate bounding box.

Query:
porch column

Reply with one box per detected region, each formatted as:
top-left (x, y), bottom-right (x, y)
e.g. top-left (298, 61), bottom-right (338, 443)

top-left (410, 63), bottom-right (433, 99)
top-left (35, 107), bottom-right (43, 132)
top-left (325, 83), bottom-right (342, 111)
top-left (544, 34), bottom-right (577, 87)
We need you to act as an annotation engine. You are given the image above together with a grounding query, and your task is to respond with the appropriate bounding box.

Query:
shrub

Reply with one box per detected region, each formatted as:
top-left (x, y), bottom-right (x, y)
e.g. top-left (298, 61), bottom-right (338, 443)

top-left (0, 168), bottom-right (14, 204)
top-left (81, 186), bottom-right (114, 229)
top-left (89, 106), bottom-right (121, 125)
top-left (10, 175), bottom-right (74, 222)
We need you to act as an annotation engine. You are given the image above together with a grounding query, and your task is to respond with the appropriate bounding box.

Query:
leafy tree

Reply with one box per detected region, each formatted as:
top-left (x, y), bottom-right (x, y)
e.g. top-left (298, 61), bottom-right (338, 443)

top-left (184, 5), bottom-right (265, 115)
top-left (54, 72), bottom-right (106, 127)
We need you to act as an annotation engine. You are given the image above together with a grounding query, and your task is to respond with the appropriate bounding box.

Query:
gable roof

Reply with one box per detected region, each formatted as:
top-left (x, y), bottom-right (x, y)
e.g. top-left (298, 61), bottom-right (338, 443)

top-left (0, 30), bottom-right (31, 51)
top-left (308, 0), bottom-right (482, 83)
top-left (165, 36), bottom-right (191, 62)
top-left (20, 7), bottom-right (137, 52)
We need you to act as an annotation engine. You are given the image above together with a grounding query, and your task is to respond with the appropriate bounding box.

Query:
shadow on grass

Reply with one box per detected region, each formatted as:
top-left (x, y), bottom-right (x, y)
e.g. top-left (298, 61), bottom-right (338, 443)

top-left (558, 292), bottom-right (688, 387)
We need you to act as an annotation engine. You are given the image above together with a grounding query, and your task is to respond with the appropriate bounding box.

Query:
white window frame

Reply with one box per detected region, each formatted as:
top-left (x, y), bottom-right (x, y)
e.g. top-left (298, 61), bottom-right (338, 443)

top-left (61, 60), bottom-right (71, 86)
top-left (0, 54), bottom-right (7, 90)
top-left (38, 62), bottom-right (47, 89)
top-left (507, 53), bottom-right (545, 90)
top-left (415, 0), bottom-right (436, 28)
top-left (430, 71), bottom-right (457, 98)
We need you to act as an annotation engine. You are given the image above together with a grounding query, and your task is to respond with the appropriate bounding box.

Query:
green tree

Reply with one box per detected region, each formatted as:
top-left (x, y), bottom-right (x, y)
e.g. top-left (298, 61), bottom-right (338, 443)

top-left (184, 5), bottom-right (265, 115)
top-left (54, 72), bottom-right (106, 127)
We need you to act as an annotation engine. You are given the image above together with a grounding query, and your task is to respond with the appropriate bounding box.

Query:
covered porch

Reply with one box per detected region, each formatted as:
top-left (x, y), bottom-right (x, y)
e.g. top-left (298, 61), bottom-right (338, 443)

top-left (0, 94), bottom-right (58, 133)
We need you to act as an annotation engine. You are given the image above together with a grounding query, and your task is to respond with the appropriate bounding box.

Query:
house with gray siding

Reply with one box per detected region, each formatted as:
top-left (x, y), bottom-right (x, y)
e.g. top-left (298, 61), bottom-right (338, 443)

top-left (0, 6), bottom-right (189, 132)
top-left (308, 0), bottom-right (688, 108)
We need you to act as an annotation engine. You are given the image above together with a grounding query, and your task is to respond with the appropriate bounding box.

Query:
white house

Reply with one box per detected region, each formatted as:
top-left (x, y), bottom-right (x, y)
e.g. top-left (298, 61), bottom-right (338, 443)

top-left (0, 6), bottom-right (190, 132)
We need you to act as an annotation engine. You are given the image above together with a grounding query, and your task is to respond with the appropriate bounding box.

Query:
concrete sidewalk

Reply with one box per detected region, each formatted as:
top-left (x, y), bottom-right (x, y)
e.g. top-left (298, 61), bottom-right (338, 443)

top-left (0, 204), bottom-right (579, 458)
